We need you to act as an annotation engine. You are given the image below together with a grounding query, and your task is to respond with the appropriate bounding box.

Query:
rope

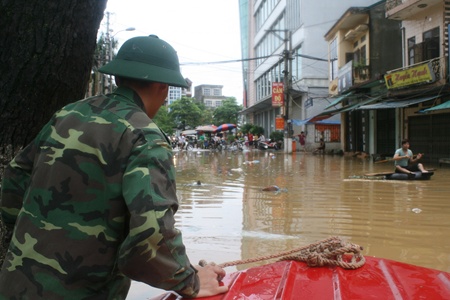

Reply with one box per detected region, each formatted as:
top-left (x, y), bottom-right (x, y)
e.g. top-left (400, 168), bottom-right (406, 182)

top-left (199, 236), bottom-right (365, 270)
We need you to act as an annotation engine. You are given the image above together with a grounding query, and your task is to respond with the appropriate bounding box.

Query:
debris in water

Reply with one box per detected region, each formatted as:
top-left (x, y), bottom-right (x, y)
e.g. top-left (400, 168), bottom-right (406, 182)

top-left (262, 185), bottom-right (280, 192)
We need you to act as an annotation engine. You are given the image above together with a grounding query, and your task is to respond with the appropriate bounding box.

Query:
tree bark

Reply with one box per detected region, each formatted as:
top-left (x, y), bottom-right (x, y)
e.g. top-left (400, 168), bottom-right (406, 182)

top-left (0, 0), bottom-right (108, 265)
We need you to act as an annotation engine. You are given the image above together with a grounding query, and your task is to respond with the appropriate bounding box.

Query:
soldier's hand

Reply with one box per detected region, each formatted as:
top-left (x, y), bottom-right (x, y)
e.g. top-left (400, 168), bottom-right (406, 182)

top-left (195, 263), bottom-right (228, 297)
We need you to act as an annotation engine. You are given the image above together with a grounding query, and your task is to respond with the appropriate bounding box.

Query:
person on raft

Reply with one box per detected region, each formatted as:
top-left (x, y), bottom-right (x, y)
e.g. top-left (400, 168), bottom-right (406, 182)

top-left (393, 139), bottom-right (428, 175)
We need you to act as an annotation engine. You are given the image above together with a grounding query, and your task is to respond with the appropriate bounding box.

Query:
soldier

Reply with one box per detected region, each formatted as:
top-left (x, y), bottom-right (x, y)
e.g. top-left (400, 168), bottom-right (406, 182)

top-left (0, 35), bottom-right (228, 299)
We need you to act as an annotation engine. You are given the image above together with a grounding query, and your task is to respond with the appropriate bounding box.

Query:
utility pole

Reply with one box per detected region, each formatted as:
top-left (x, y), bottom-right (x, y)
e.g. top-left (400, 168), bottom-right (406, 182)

top-left (102, 12), bottom-right (111, 94)
top-left (281, 30), bottom-right (293, 153)
top-left (283, 30), bottom-right (293, 139)
top-left (266, 29), bottom-right (293, 153)
top-left (103, 12), bottom-right (135, 93)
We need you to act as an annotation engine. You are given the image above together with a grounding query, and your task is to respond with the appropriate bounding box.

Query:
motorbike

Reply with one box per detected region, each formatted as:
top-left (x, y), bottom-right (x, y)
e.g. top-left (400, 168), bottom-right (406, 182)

top-left (228, 140), bottom-right (244, 151)
top-left (258, 139), bottom-right (282, 150)
top-left (257, 141), bottom-right (269, 150)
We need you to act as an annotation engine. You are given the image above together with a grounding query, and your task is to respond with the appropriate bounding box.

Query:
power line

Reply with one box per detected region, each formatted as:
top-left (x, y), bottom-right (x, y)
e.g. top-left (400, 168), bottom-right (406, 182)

top-left (180, 55), bottom-right (276, 66)
top-left (181, 52), bottom-right (329, 66)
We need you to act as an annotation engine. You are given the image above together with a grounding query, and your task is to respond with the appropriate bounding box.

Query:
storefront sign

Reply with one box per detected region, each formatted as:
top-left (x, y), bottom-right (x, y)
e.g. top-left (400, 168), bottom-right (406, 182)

top-left (275, 117), bottom-right (285, 130)
top-left (272, 82), bottom-right (284, 107)
top-left (384, 62), bottom-right (436, 89)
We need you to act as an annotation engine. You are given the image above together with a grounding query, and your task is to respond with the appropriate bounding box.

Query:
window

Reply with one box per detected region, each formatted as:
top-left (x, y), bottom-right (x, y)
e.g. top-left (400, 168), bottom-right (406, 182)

top-left (214, 101), bottom-right (222, 107)
top-left (256, 61), bottom-right (285, 102)
top-left (204, 88), bottom-right (211, 96)
top-left (353, 48), bottom-right (361, 64)
top-left (255, 14), bottom-right (285, 67)
top-left (213, 89), bottom-right (221, 96)
top-left (205, 100), bottom-right (213, 107)
top-left (360, 45), bottom-right (367, 65)
top-left (423, 27), bottom-right (439, 60)
top-left (315, 125), bottom-right (340, 143)
top-left (168, 86), bottom-right (181, 101)
top-left (408, 27), bottom-right (439, 64)
top-left (408, 37), bottom-right (416, 65)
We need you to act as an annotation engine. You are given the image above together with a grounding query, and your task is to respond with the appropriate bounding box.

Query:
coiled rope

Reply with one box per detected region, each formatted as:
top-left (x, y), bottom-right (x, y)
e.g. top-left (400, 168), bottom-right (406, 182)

top-left (199, 236), bottom-right (365, 270)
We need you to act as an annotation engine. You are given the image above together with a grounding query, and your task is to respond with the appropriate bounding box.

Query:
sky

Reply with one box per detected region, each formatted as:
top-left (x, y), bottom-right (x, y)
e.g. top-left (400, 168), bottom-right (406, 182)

top-left (102, 0), bottom-right (244, 102)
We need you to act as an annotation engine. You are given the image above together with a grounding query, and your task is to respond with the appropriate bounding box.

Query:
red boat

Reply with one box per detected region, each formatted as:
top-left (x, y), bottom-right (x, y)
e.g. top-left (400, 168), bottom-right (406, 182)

top-left (150, 239), bottom-right (450, 300)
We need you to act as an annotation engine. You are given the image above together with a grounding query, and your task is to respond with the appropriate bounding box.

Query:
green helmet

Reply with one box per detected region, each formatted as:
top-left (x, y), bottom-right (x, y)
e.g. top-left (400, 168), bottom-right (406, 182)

top-left (99, 35), bottom-right (187, 88)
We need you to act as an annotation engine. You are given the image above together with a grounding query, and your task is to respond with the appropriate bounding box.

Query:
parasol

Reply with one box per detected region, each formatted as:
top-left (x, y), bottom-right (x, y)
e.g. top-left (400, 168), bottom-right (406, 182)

top-left (214, 123), bottom-right (236, 133)
top-left (195, 125), bottom-right (217, 133)
top-left (181, 129), bottom-right (197, 135)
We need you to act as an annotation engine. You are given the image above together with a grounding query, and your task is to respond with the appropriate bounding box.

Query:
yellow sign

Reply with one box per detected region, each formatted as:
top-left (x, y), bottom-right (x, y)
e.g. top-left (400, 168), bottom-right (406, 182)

top-left (384, 62), bottom-right (435, 89)
top-left (272, 82), bottom-right (284, 107)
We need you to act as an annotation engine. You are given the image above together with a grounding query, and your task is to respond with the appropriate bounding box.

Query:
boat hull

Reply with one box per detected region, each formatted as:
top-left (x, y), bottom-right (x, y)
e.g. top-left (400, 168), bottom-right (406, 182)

top-left (385, 171), bottom-right (434, 180)
top-left (152, 256), bottom-right (450, 300)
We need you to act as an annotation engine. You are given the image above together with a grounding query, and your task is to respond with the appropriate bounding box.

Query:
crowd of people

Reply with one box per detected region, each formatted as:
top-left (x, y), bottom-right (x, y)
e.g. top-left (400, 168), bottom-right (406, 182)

top-left (170, 132), bottom-right (269, 151)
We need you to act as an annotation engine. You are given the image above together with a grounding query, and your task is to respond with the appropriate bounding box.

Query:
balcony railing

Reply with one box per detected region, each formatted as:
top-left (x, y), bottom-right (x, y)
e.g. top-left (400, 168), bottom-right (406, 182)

top-left (353, 65), bottom-right (370, 81)
top-left (385, 0), bottom-right (442, 19)
top-left (385, 0), bottom-right (403, 11)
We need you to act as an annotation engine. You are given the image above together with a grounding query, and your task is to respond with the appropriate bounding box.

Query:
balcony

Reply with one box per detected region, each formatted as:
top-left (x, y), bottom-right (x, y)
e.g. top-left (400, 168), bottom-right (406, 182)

top-left (353, 64), bottom-right (370, 82)
top-left (385, 0), bottom-right (441, 20)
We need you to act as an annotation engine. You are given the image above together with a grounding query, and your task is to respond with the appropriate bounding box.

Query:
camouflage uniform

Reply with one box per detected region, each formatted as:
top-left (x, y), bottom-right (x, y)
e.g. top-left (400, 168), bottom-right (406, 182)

top-left (0, 87), bottom-right (199, 299)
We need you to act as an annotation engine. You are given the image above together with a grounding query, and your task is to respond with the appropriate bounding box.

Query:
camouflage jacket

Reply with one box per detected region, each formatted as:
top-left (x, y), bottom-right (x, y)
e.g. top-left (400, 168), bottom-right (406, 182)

top-left (0, 87), bottom-right (199, 299)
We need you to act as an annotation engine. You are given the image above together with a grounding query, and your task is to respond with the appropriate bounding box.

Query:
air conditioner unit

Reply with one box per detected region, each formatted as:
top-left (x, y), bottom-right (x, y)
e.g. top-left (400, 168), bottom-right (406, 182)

top-left (344, 30), bottom-right (356, 40)
top-left (355, 24), bottom-right (368, 32)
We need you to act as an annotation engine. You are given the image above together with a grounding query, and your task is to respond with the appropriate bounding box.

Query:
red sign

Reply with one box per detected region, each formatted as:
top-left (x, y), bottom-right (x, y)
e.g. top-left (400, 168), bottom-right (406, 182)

top-left (275, 117), bottom-right (285, 130)
top-left (272, 82), bottom-right (284, 107)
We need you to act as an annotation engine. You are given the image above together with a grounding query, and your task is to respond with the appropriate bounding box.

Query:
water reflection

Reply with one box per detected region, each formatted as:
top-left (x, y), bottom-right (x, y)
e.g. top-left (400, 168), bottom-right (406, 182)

top-left (127, 150), bottom-right (450, 299)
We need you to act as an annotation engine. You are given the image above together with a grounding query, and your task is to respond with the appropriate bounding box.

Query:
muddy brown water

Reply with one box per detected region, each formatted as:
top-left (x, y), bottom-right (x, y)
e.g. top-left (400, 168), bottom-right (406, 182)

top-left (127, 150), bottom-right (450, 299)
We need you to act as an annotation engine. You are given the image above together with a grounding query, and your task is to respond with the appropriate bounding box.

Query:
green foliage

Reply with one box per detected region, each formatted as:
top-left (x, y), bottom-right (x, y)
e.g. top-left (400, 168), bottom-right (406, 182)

top-left (270, 131), bottom-right (284, 142)
top-left (240, 123), bottom-right (253, 134)
top-left (226, 134), bottom-right (236, 143)
top-left (164, 96), bottom-right (242, 132)
top-left (169, 96), bottom-right (203, 129)
top-left (250, 125), bottom-right (264, 136)
top-left (213, 97), bottom-right (242, 125)
top-left (240, 123), bottom-right (264, 136)
top-left (153, 106), bottom-right (175, 135)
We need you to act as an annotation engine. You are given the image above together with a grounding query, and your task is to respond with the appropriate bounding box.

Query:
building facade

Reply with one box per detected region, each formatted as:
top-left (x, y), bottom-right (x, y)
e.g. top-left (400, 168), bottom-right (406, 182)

top-left (165, 78), bottom-right (192, 106)
top-left (194, 84), bottom-right (227, 108)
top-left (324, 1), bottom-right (403, 155)
top-left (322, 0), bottom-right (450, 163)
top-left (239, 0), bottom-right (380, 152)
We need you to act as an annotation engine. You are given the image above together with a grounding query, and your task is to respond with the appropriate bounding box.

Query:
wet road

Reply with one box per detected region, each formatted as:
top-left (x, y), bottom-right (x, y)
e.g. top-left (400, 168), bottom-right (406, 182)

top-left (127, 149), bottom-right (450, 299)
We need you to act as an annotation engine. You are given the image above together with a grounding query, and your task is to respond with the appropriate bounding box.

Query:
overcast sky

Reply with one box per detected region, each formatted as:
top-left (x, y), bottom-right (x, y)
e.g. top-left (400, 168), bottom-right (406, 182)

top-left (102, 0), bottom-right (244, 102)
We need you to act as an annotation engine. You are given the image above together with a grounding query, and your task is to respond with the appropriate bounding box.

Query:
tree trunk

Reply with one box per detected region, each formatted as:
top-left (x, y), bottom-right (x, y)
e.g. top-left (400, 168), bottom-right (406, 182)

top-left (0, 0), bottom-right (108, 265)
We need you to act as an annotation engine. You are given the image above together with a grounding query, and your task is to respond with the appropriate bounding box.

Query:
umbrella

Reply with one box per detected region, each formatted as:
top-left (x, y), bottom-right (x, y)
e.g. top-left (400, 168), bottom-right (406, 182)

top-left (181, 129), bottom-right (197, 135)
top-left (214, 123), bottom-right (237, 133)
top-left (195, 125), bottom-right (217, 133)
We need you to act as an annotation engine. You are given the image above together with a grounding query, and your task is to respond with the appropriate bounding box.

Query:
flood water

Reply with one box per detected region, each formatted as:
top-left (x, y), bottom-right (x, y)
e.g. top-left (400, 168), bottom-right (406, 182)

top-left (127, 149), bottom-right (450, 299)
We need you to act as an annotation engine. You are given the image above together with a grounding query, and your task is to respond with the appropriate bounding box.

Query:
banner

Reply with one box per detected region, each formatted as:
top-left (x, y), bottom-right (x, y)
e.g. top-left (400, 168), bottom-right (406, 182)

top-left (384, 62), bottom-right (435, 89)
top-left (272, 82), bottom-right (284, 107)
top-left (275, 117), bottom-right (285, 130)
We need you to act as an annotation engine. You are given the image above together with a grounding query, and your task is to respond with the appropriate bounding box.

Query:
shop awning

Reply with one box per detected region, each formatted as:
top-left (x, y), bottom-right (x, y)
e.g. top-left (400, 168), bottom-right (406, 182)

top-left (339, 95), bottom-right (383, 112)
top-left (291, 111), bottom-right (339, 126)
top-left (240, 97), bottom-right (272, 114)
top-left (358, 95), bottom-right (440, 110)
top-left (291, 96), bottom-right (381, 126)
top-left (315, 119), bottom-right (341, 125)
top-left (421, 100), bottom-right (450, 113)
top-left (324, 92), bottom-right (354, 110)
